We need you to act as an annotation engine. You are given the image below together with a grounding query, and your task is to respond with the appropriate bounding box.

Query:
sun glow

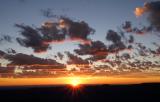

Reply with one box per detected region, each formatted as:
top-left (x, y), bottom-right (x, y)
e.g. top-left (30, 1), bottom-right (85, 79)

top-left (69, 77), bottom-right (81, 87)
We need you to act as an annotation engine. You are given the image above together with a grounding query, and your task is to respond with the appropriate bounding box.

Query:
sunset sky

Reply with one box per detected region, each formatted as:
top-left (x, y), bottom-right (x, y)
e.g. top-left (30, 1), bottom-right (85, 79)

top-left (0, 0), bottom-right (160, 85)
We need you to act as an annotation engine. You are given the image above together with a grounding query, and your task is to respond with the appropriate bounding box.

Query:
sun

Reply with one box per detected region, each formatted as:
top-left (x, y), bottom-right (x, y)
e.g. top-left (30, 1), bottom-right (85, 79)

top-left (69, 77), bottom-right (81, 87)
top-left (71, 79), bottom-right (79, 87)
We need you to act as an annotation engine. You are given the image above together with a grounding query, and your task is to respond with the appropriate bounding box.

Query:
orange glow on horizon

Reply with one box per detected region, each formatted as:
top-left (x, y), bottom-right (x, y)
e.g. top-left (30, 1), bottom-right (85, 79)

top-left (0, 74), bottom-right (160, 86)
top-left (69, 77), bottom-right (81, 87)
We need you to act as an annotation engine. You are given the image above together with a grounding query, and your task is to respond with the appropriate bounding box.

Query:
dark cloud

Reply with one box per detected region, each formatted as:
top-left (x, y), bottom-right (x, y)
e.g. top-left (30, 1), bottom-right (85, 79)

top-left (74, 41), bottom-right (107, 61)
top-left (156, 47), bottom-right (160, 55)
top-left (134, 1), bottom-right (160, 33)
top-left (41, 8), bottom-right (59, 18)
top-left (39, 21), bottom-right (66, 42)
top-left (106, 30), bottom-right (126, 53)
top-left (132, 26), bottom-right (152, 35)
top-left (59, 17), bottom-right (95, 40)
top-left (122, 21), bottom-right (132, 33)
top-left (122, 21), bottom-right (152, 35)
top-left (121, 53), bottom-right (131, 60)
top-left (0, 50), bottom-right (5, 58)
top-left (135, 43), bottom-right (152, 56)
top-left (15, 17), bottom-right (94, 53)
top-left (65, 51), bottom-right (89, 64)
top-left (127, 45), bottom-right (133, 49)
top-left (5, 53), bottom-right (64, 67)
top-left (40, 8), bottom-right (69, 18)
top-left (152, 42), bottom-right (160, 47)
top-left (150, 42), bottom-right (160, 55)
top-left (128, 35), bottom-right (134, 43)
top-left (0, 50), bottom-right (65, 68)
top-left (0, 35), bottom-right (12, 43)
top-left (132, 27), bottom-right (144, 35)
top-left (74, 29), bottom-right (131, 61)
top-left (150, 47), bottom-right (160, 55)
top-left (106, 30), bottom-right (121, 43)
top-left (6, 48), bottom-right (16, 54)
top-left (145, 1), bottom-right (160, 31)
top-left (57, 52), bottom-right (64, 60)
top-left (40, 17), bottom-right (95, 42)
top-left (15, 24), bottom-right (50, 53)
top-left (108, 42), bottom-right (126, 53)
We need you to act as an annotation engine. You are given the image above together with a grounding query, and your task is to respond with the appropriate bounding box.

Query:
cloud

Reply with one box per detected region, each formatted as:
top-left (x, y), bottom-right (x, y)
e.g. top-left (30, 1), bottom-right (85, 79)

top-left (74, 40), bottom-right (108, 61)
top-left (146, 1), bottom-right (160, 31)
top-left (128, 35), bottom-right (134, 43)
top-left (106, 30), bottom-right (121, 43)
top-left (59, 17), bottom-right (95, 40)
top-left (134, 6), bottom-right (146, 17)
top-left (15, 24), bottom-right (51, 53)
top-left (156, 47), bottom-right (160, 55)
top-left (4, 52), bottom-right (65, 67)
top-left (6, 48), bottom-right (16, 54)
top-left (16, 17), bottom-right (94, 53)
top-left (41, 8), bottom-right (59, 18)
top-left (57, 52), bottom-right (64, 60)
top-left (40, 21), bottom-right (66, 42)
top-left (65, 51), bottom-right (89, 64)
top-left (40, 8), bottom-right (69, 18)
top-left (107, 42), bottom-right (126, 53)
top-left (135, 1), bottom-right (160, 31)
top-left (121, 53), bottom-right (131, 60)
top-left (0, 50), bottom-right (65, 69)
top-left (135, 42), bottom-right (159, 57)
top-left (74, 29), bottom-right (132, 61)
top-left (122, 21), bottom-right (152, 35)
top-left (122, 21), bottom-right (132, 33)
top-left (0, 50), bottom-right (5, 58)
top-left (106, 30), bottom-right (126, 53)
top-left (0, 35), bottom-right (12, 43)
top-left (40, 17), bottom-right (95, 42)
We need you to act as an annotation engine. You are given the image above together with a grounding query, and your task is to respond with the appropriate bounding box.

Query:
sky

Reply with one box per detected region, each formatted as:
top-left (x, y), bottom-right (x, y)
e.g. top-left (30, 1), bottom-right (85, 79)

top-left (0, 0), bottom-right (156, 54)
top-left (0, 0), bottom-right (160, 83)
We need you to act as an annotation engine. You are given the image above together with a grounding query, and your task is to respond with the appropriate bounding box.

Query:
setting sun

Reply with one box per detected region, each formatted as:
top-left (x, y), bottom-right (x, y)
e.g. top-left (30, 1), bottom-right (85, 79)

top-left (69, 77), bottom-right (81, 87)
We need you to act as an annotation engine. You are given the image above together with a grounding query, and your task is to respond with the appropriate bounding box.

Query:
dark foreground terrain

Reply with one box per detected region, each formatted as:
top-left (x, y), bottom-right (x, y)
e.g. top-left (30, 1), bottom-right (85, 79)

top-left (0, 83), bottom-right (160, 102)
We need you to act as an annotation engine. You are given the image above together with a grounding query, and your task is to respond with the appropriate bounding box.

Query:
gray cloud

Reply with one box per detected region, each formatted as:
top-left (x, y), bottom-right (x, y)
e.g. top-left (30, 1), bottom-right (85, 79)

top-left (15, 24), bottom-right (51, 53)
top-left (15, 17), bottom-right (94, 53)
top-left (65, 51), bottom-right (89, 64)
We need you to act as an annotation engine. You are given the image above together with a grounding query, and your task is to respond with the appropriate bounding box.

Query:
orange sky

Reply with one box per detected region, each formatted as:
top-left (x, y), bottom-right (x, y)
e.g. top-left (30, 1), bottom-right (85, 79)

top-left (0, 73), bottom-right (160, 86)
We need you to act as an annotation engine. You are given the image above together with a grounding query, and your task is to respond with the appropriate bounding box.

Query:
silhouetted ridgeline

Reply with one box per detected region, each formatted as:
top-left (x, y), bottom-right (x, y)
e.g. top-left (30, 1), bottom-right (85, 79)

top-left (0, 83), bottom-right (160, 102)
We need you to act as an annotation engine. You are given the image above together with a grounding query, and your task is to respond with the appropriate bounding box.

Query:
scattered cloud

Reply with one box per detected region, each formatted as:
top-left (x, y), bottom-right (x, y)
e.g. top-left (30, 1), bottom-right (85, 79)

top-left (122, 21), bottom-right (152, 35)
top-left (65, 51), bottom-right (89, 65)
top-left (0, 1), bottom-right (159, 75)
top-left (16, 17), bottom-right (94, 53)
top-left (0, 35), bottom-right (12, 43)
top-left (106, 30), bottom-right (126, 53)
top-left (74, 40), bottom-right (108, 61)
top-left (135, 1), bottom-right (160, 32)
top-left (57, 52), bottom-right (64, 60)
top-left (6, 48), bottom-right (16, 54)
top-left (0, 50), bottom-right (5, 58)
top-left (0, 50), bottom-right (65, 68)
top-left (15, 24), bottom-right (51, 53)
